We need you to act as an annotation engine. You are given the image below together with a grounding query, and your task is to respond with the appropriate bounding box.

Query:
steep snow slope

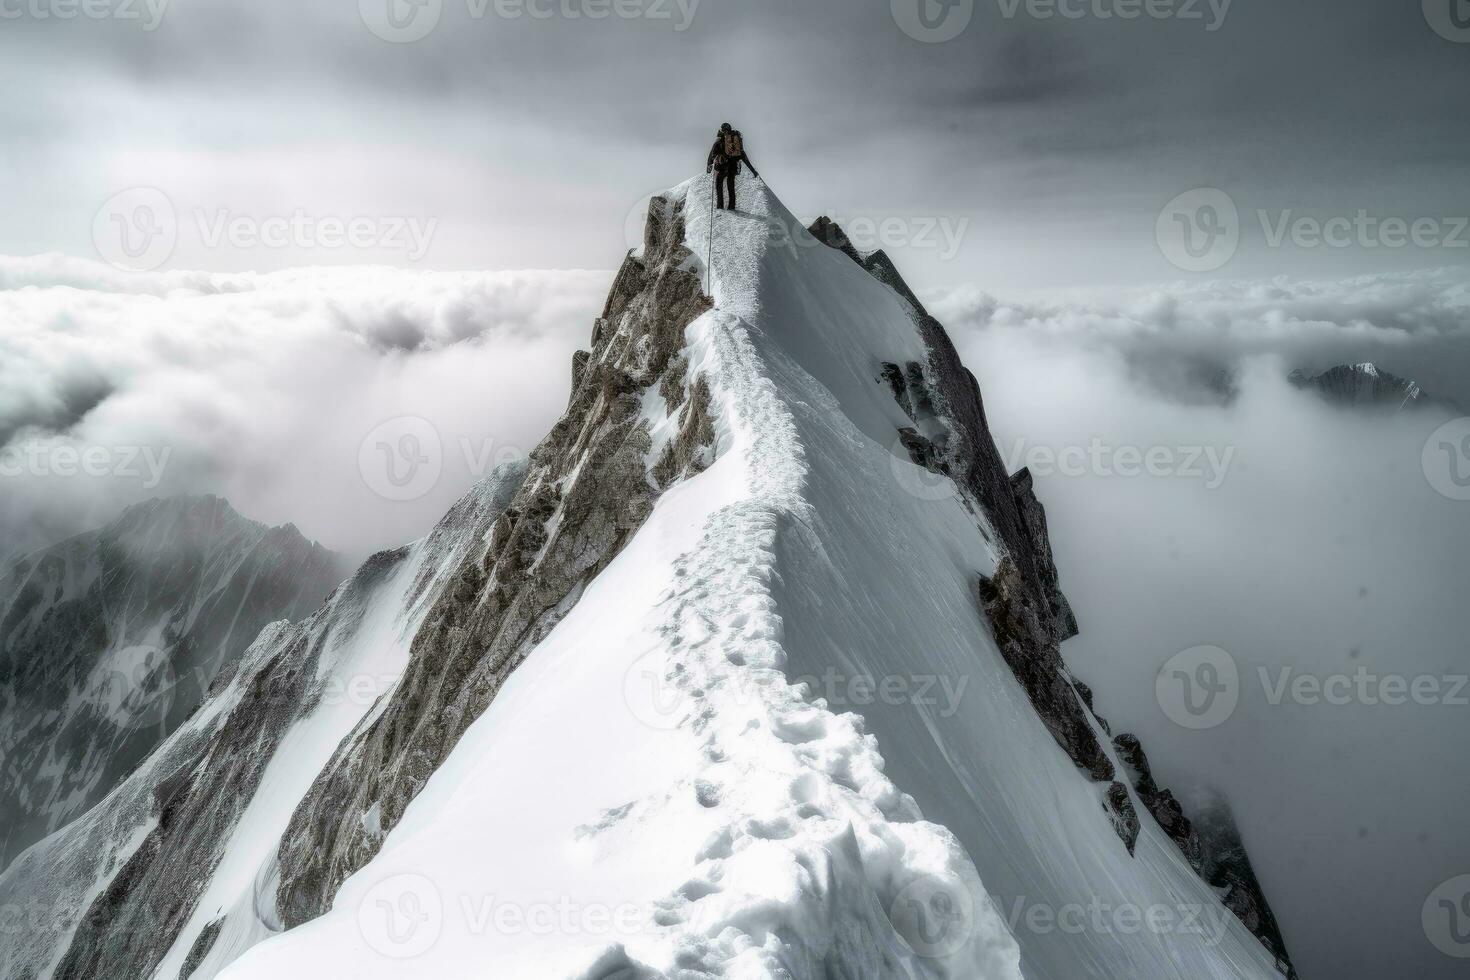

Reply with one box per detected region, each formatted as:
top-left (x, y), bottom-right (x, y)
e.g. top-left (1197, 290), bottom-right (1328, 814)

top-left (0, 469), bottom-right (525, 980)
top-left (0, 496), bottom-right (341, 869)
top-left (221, 176), bottom-right (1288, 979)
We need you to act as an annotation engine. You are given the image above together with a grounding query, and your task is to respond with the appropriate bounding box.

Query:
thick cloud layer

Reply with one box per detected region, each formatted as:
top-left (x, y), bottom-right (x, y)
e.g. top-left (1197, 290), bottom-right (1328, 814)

top-left (932, 267), bottom-right (1470, 408)
top-left (0, 256), bottom-right (606, 562)
top-left (936, 270), bottom-right (1470, 980)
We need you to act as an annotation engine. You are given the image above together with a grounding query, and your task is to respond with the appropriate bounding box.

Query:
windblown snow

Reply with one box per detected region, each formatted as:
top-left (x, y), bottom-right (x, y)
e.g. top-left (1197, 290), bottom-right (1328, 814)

top-left (195, 176), bottom-right (1289, 979)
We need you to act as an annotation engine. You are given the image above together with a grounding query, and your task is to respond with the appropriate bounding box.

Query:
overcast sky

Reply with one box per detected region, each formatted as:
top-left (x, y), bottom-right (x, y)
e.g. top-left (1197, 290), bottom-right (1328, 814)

top-left (3, 0), bottom-right (1468, 290)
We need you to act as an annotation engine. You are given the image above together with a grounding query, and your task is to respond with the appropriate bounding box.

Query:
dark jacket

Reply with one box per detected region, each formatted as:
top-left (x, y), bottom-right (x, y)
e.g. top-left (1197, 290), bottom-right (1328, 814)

top-left (707, 133), bottom-right (758, 177)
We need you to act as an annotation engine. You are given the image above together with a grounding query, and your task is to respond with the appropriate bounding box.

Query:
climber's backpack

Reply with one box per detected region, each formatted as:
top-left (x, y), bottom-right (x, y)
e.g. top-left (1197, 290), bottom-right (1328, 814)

top-left (723, 130), bottom-right (744, 160)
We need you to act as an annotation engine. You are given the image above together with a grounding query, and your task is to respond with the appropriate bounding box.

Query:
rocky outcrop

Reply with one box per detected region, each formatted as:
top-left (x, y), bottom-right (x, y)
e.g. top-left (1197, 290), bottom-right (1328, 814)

top-left (1110, 735), bottom-right (1294, 977)
top-left (0, 496), bottom-right (342, 871)
top-left (1113, 733), bottom-right (1203, 868)
top-left (1193, 792), bottom-right (1298, 980)
top-left (273, 193), bottom-right (714, 928)
top-left (976, 556), bottom-right (1112, 783)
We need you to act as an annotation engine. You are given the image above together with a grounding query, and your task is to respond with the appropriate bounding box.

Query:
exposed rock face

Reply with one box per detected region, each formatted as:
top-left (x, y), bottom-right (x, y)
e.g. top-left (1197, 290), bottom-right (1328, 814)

top-left (1113, 732), bottom-right (1203, 869)
top-left (1289, 361), bottom-right (1460, 413)
top-left (0, 496), bottom-right (341, 870)
top-left (1192, 793), bottom-right (1299, 980)
top-left (976, 556), bottom-right (1112, 783)
top-left (1104, 780), bottom-right (1141, 856)
top-left (273, 194), bottom-right (714, 927)
top-left (810, 216), bottom-right (1296, 978)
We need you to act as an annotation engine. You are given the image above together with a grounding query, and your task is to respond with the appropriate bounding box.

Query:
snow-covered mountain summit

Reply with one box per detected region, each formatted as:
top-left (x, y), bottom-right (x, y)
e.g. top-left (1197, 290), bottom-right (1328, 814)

top-left (3, 174), bottom-right (1293, 980)
top-left (0, 495), bottom-right (341, 870)
top-left (1288, 361), bottom-right (1460, 413)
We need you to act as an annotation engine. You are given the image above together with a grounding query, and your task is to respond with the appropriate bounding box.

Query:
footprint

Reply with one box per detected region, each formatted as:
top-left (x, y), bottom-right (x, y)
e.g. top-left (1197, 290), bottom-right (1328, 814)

top-left (694, 780), bottom-right (721, 808)
top-left (743, 815), bottom-right (796, 841)
top-left (677, 878), bottom-right (721, 902)
top-left (769, 709), bottom-right (828, 745)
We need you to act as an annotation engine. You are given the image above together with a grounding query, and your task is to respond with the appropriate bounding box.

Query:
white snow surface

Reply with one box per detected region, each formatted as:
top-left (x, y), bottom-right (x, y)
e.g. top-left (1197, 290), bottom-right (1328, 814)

top-left (221, 176), bottom-right (1285, 979)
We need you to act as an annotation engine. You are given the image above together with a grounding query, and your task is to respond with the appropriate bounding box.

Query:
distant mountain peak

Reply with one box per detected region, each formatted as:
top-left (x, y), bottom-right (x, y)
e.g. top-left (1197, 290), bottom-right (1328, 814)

top-left (1289, 362), bottom-right (1457, 413)
top-left (0, 493), bottom-right (342, 871)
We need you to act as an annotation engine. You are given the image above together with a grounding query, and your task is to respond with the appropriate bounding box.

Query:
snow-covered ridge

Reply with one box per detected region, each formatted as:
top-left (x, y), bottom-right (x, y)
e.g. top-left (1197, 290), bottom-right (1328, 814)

top-left (220, 175), bottom-right (1290, 978)
top-left (7, 173), bottom-right (1294, 980)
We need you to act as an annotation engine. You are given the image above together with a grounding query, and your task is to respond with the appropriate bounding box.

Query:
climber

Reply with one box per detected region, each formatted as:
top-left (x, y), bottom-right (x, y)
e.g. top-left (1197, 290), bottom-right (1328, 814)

top-left (706, 123), bottom-right (760, 212)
